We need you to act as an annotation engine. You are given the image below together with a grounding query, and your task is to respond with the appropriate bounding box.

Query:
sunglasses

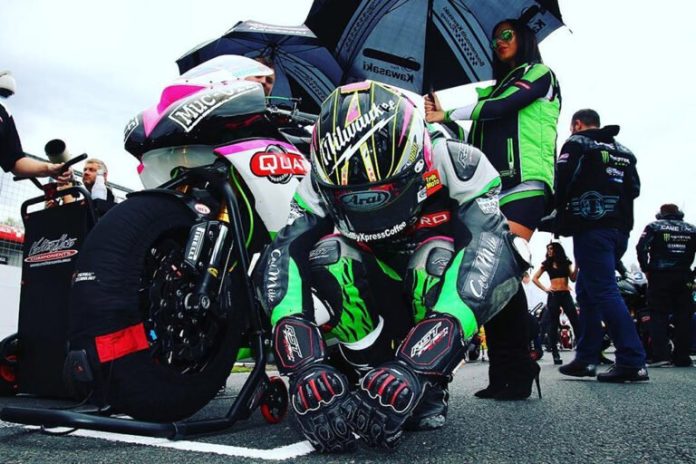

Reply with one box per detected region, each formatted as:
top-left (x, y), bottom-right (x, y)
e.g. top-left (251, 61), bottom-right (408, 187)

top-left (491, 29), bottom-right (515, 49)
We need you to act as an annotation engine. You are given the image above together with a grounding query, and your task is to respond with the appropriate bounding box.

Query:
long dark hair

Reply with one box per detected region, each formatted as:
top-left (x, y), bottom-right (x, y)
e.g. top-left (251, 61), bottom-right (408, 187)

top-left (543, 242), bottom-right (571, 269)
top-left (491, 18), bottom-right (543, 83)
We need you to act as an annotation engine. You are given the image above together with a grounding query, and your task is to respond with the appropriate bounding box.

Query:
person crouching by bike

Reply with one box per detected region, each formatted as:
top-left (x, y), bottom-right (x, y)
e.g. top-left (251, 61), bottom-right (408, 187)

top-left (637, 204), bottom-right (696, 367)
top-left (532, 242), bottom-right (579, 365)
top-left (254, 81), bottom-right (530, 452)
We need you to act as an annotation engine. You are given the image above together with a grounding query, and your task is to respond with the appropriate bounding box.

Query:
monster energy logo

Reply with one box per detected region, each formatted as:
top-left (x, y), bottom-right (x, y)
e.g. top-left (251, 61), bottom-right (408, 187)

top-left (664, 233), bottom-right (671, 241)
top-left (601, 150), bottom-right (610, 164)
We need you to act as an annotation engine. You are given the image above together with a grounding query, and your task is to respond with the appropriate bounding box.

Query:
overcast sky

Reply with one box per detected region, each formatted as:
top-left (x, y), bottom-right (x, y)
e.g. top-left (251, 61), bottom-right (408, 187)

top-left (1, 0), bottom-right (694, 269)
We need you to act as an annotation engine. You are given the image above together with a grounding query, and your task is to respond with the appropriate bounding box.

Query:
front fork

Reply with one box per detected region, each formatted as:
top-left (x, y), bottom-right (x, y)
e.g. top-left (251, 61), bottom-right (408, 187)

top-left (181, 214), bottom-right (232, 313)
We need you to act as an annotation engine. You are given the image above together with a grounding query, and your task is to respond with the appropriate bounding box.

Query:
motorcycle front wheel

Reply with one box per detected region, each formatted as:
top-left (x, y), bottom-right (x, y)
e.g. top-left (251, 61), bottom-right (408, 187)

top-left (69, 194), bottom-right (249, 421)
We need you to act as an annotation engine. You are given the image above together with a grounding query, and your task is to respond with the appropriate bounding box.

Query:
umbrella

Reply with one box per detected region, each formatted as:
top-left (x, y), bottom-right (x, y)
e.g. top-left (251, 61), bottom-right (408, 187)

top-left (305, 0), bottom-right (564, 94)
top-left (176, 20), bottom-right (343, 113)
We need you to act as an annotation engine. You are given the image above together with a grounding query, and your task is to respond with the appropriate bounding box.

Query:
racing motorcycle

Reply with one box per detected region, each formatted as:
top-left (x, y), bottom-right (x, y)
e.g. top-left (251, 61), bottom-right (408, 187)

top-left (63, 56), bottom-right (315, 422)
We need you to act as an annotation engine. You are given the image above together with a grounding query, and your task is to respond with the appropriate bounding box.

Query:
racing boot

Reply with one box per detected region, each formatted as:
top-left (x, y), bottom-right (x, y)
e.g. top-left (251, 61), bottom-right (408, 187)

top-left (404, 381), bottom-right (449, 431)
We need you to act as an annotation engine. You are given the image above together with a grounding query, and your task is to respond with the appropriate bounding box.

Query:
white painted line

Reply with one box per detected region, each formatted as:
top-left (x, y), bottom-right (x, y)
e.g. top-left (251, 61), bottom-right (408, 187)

top-left (0, 420), bottom-right (315, 461)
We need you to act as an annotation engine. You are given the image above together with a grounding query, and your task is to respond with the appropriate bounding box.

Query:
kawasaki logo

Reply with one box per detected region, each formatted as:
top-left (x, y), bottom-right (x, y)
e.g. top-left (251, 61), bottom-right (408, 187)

top-left (363, 62), bottom-right (414, 83)
top-left (340, 190), bottom-right (391, 210)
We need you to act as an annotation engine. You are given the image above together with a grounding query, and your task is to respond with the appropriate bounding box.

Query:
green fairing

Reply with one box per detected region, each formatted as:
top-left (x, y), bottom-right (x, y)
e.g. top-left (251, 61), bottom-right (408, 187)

top-left (431, 250), bottom-right (478, 338)
top-left (270, 257), bottom-right (303, 326)
top-left (327, 257), bottom-right (375, 343)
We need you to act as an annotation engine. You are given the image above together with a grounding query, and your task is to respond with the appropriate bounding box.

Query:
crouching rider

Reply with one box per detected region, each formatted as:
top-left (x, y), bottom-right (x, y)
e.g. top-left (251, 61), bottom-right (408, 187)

top-left (254, 81), bottom-right (529, 452)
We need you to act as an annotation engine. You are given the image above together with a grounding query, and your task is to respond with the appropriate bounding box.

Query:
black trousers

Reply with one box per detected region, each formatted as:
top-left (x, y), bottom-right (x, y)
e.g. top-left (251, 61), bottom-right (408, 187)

top-left (544, 290), bottom-right (580, 353)
top-left (648, 271), bottom-right (695, 363)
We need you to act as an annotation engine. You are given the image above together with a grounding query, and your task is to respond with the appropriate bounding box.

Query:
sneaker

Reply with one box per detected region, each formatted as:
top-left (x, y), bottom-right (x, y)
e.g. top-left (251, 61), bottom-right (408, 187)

top-left (559, 360), bottom-right (597, 378)
top-left (647, 360), bottom-right (672, 368)
top-left (597, 365), bottom-right (649, 383)
top-left (598, 354), bottom-right (615, 365)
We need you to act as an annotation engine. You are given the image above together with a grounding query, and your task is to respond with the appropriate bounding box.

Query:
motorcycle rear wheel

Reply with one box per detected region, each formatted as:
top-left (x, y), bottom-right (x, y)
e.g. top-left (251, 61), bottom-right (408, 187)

top-left (69, 194), bottom-right (249, 421)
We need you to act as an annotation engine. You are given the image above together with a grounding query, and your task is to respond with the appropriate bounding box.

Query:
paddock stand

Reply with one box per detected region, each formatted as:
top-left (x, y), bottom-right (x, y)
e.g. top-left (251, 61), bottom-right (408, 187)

top-left (1, 332), bottom-right (287, 439)
top-left (1, 168), bottom-right (288, 439)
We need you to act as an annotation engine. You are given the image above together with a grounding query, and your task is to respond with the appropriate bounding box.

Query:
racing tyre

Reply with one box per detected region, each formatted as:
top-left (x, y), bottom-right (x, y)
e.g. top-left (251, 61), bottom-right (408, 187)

top-left (69, 194), bottom-right (250, 421)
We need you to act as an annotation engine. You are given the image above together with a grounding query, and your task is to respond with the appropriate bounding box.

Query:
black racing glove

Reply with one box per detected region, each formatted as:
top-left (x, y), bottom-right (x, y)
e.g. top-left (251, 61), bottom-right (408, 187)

top-left (273, 317), bottom-right (355, 453)
top-left (347, 314), bottom-right (467, 449)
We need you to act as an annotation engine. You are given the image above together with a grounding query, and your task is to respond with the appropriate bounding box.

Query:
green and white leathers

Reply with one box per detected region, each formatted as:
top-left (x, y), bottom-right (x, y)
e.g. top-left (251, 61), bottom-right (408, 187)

top-left (446, 62), bottom-right (561, 193)
top-left (255, 81), bottom-right (526, 348)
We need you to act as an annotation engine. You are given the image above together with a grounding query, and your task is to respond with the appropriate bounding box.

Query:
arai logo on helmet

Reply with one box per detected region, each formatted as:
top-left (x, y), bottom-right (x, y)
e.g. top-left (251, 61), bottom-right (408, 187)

top-left (340, 190), bottom-right (391, 210)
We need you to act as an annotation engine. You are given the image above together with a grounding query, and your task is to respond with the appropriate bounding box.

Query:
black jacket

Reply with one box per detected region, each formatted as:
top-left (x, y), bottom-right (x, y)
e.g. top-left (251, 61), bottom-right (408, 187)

top-left (636, 211), bottom-right (696, 273)
top-left (553, 126), bottom-right (640, 236)
top-left (0, 101), bottom-right (25, 173)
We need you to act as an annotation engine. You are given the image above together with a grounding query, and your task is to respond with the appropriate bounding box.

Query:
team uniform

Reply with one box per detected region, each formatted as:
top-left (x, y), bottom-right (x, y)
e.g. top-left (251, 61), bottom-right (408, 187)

top-left (445, 62), bottom-right (560, 228)
top-left (636, 208), bottom-right (696, 366)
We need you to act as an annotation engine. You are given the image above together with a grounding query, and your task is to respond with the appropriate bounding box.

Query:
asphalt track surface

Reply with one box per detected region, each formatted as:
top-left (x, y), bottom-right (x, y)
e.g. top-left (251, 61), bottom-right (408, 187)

top-left (1, 352), bottom-right (695, 464)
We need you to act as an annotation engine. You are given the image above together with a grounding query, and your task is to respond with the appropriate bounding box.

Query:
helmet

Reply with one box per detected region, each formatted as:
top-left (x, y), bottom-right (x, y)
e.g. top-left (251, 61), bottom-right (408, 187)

top-left (0, 71), bottom-right (16, 98)
top-left (310, 81), bottom-right (431, 242)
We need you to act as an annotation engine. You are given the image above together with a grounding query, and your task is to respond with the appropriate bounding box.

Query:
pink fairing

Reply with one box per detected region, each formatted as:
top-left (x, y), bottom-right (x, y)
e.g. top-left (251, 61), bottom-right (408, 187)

top-left (214, 139), bottom-right (299, 156)
top-left (141, 84), bottom-right (206, 137)
top-left (137, 163), bottom-right (145, 175)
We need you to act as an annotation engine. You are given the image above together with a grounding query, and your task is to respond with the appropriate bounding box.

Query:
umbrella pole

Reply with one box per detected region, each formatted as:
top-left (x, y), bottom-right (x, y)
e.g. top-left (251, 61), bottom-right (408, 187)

top-left (424, 0), bottom-right (434, 94)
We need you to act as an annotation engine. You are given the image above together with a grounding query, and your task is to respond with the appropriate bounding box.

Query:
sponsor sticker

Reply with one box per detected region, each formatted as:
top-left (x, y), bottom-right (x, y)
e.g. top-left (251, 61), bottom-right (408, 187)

top-left (410, 322), bottom-right (449, 358)
top-left (319, 101), bottom-right (395, 168)
top-left (282, 324), bottom-right (303, 362)
top-left (73, 271), bottom-right (96, 283)
top-left (423, 169), bottom-right (442, 196)
top-left (123, 116), bottom-right (139, 141)
top-left (25, 234), bottom-right (79, 266)
top-left (168, 83), bottom-right (257, 132)
top-left (250, 150), bottom-right (309, 184)
top-left (194, 203), bottom-right (211, 215)
top-left (416, 210), bottom-right (451, 229)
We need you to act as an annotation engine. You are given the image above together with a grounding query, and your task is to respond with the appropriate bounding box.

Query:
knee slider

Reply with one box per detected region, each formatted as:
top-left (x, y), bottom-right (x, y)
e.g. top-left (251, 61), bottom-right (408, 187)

top-left (396, 314), bottom-right (467, 379)
top-left (273, 317), bottom-right (326, 376)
